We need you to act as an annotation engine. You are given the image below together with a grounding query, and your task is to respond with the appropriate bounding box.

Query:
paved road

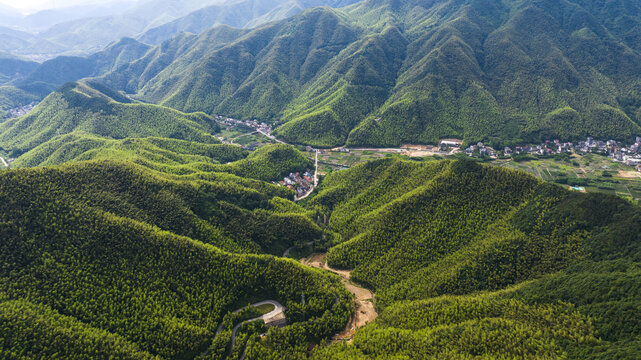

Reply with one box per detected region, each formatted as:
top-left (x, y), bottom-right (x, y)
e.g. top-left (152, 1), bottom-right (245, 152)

top-left (201, 300), bottom-right (285, 359)
top-left (229, 300), bottom-right (284, 358)
top-left (0, 156), bottom-right (8, 168)
top-left (257, 129), bottom-right (287, 145)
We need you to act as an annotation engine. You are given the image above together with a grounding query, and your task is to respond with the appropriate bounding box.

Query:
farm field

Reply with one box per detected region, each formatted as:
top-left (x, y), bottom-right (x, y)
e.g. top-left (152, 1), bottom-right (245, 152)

top-left (497, 153), bottom-right (641, 203)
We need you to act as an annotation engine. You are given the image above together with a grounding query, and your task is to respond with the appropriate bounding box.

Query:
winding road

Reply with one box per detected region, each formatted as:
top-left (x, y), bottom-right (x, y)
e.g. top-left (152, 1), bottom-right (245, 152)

top-left (229, 300), bottom-right (285, 356)
top-left (0, 156), bottom-right (8, 168)
top-left (256, 129), bottom-right (287, 145)
top-left (201, 300), bottom-right (285, 359)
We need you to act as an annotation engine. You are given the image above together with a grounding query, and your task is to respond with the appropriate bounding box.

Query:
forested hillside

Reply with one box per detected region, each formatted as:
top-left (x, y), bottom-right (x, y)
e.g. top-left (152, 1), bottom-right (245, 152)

top-left (0, 161), bottom-right (352, 359)
top-left (0, 54), bottom-right (38, 85)
top-left (1, 0), bottom-right (641, 358)
top-left (0, 0), bottom-right (357, 60)
top-left (19, 38), bottom-right (152, 96)
top-left (6, 0), bottom-right (639, 148)
top-left (12, 133), bottom-right (247, 169)
top-left (0, 81), bottom-right (219, 157)
top-left (138, 0), bottom-right (357, 45)
top-left (306, 158), bottom-right (641, 358)
top-left (92, 0), bottom-right (641, 147)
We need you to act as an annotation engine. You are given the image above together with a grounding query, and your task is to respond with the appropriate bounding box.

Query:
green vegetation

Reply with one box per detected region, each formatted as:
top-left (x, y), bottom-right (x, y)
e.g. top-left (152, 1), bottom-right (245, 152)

top-left (0, 54), bottom-right (37, 86)
top-left (2, 141), bottom-right (641, 358)
top-left (0, 81), bottom-right (219, 156)
top-left (499, 153), bottom-right (641, 203)
top-left (9, 145), bottom-right (321, 255)
top-left (2, 0), bottom-right (641, 358)
top-left (213, 144), bottom-right (312, 181)
top-left (312, 288), bottom-right (599, 359)
top-left (0, 158), bottom-right (352, 359)
top-left (306, 158), bottom-right (641, 358)
top-left (88, 0), bottom-right (641, 148)
top-left (12, 133), bottom-right (247, 170)
top-left (0, 86), bottom-right (38, 113)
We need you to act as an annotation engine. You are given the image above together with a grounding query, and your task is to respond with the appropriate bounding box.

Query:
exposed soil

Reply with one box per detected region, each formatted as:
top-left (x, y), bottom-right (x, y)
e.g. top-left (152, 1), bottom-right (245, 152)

top-left (618, 170), bottom-right (641, 178)
top-left (302, 254), bottom-right (378, 342)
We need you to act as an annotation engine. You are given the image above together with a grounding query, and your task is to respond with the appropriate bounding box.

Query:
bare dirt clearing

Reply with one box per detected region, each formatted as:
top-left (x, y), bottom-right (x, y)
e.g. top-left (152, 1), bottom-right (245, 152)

top-left (618, 170), bottom-right (641, 178)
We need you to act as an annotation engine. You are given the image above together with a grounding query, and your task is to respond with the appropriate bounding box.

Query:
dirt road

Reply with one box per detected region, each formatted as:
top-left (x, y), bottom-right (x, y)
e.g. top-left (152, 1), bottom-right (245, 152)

top-left (302, 253), bottom-right (377, 341)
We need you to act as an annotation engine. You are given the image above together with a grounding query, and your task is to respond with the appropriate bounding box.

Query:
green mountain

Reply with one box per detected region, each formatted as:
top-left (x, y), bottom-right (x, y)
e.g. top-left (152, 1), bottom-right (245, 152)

top-left (17, 38), bottom-right (151, 97)
top-left (0, 81), bottom-right (218, 156)
top-left (0, 53), bottom-right (38, 85)
top-left (139, 0), bottom-right (357, 45)
top-left (0, 38), bottom-right (152, 111)
top-left (103, 27), bottom-right (248, 95)
top-left (97, 0), bottom-right (641, 147)
top-left (0, 159), bottom-right (352, 358)
top-left (307, 157), bottom-right (641, 358)
top-left (2, 0), bottom-right (641, 358)
top-left (3, 145), bottom-right (641, 358)
top-left (0, 0), bottom-right (356, 59)
top-left (0, 86), bottom-right (39, 114)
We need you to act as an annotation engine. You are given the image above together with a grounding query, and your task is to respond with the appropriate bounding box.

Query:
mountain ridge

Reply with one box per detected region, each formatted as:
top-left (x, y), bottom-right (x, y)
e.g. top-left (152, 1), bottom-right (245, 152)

top-left (90, 0), bottom-right (641, 148)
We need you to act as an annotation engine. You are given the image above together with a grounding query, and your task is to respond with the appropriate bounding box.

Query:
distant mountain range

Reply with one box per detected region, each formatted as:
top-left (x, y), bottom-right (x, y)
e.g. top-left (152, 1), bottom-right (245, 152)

top-left (2, 0), bottom-right (641, 149)
top-left (105, 0), bottom-right (641, 147)
top-left (0, 0), bottom-right (357, 59)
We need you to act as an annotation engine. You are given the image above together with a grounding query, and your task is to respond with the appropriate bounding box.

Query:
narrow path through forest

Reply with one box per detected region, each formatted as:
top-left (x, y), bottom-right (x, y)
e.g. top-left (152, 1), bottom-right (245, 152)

top-left (301, 253), bottom-right (377, 341)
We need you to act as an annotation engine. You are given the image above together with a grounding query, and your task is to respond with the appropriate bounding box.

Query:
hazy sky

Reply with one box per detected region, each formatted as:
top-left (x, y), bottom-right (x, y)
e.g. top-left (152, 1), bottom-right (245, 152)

top-left (0, 0), bottom-right (137, 11)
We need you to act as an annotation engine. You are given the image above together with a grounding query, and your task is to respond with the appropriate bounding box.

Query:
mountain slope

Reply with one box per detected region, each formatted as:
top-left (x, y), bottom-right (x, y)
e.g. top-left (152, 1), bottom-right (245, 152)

top-left (0, 53), bottom-right (38, 85)
top-left (138, 0), bottom-right (358, 45)
top-left (102, 0), bottom-right (641, 147)
top-left (0, 160), bottom-right (351, 358)
top-left (307, 157), bottom-right (641, 359)
top-left (0, 0), bottom-right (356, 59)
top-left (18, 38), bottom-right (151, 96)
top-left (314, 158), bottom-right (640, 304)
top-left (0, 81), bottom-right (218, 156)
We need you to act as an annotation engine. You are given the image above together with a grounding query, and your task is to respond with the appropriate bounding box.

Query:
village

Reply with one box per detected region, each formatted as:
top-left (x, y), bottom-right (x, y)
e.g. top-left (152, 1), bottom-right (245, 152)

top-left (277, 169), bottom-right (315, 198)
top-left (214, 115), bottom-right (273, 136)
top-left (162, 113), bottom-right (641, 175)
top-left (465, 136), bottom-right (641, 172)
top-left (4, 103), bottom-right (36, 118)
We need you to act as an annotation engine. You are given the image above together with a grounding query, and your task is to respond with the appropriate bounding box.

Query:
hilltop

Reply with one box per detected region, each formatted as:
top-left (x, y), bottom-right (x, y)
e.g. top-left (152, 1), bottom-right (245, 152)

top-left (307, 157), bottom-right (641, 358)
top-left (92, 0), bottom-right (641, 148)
top-left (4, 1), bottom-right (639, 149)
top-left (0, 160), bottom-right (351, 359)
top-left (0, 81), bottom-right (219, 157)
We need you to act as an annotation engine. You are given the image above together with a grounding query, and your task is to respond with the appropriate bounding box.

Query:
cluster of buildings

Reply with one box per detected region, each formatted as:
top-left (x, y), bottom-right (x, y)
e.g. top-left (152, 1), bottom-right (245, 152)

top-left (465, 143), bottom-right (497, 157)
top-left (502, 137), bottom-right (641, 171)
top-left (278, 170), bottom-right (314, 198)
top-left (5, 103), bottom-right (36, 118)
top-left (605, 137), bottom-right (641, 171)
top-left (214, 115), bottom-right (272, 135)
top-left (506, 140), bottom-right (574, 157)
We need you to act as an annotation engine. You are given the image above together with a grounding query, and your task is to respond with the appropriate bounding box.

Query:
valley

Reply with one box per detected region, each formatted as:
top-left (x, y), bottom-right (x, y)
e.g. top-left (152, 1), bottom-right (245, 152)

top-left (1, 0), bottom-right (641, 359)
top-left (302, 253), bottom-right (378, 342)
